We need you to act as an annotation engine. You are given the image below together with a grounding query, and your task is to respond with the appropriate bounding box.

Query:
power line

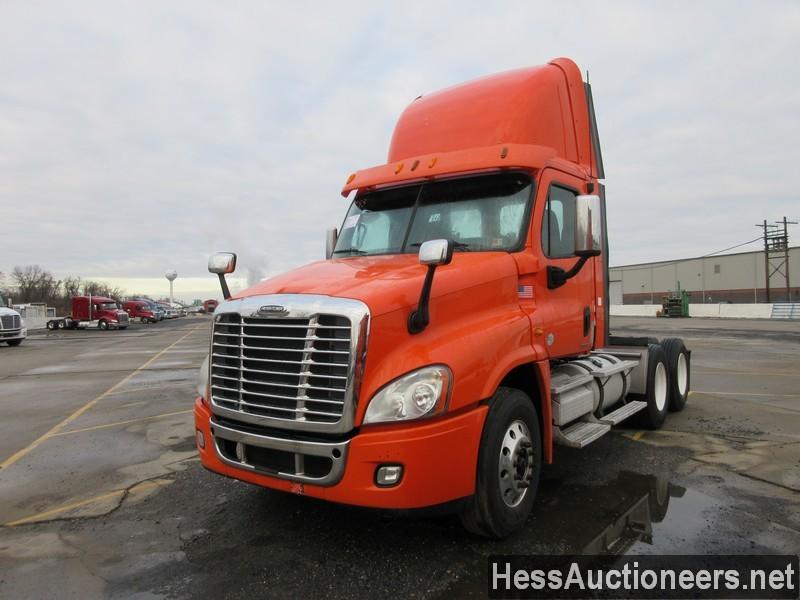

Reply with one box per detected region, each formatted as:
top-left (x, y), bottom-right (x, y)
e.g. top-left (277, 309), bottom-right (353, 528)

top-left (613, 236), bottom-right (764, 272)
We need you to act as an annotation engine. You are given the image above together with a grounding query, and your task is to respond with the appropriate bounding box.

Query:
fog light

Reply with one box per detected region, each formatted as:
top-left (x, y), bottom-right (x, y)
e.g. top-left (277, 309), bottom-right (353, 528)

top-left (195, 429), bottom-right (205, 449)
top-left (375, 464), bottom-right (403, 487)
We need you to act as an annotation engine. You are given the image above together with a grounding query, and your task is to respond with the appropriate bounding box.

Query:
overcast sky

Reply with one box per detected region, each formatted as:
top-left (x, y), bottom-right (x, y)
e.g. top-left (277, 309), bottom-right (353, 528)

top-left (1, 1), bottom-right (798, 301)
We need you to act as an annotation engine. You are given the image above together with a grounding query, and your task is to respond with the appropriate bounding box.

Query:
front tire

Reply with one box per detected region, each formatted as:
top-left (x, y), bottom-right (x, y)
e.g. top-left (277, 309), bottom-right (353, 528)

top-left (7, 339), bottom-right (23, 346)
top-left (99, 320), bottom-right (109, 330)
top-left (459, 387), bottom-right (541, 538)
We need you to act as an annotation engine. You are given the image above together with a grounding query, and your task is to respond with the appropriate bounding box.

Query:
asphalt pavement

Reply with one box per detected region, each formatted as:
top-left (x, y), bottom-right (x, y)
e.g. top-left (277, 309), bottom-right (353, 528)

top-left (0, 315), bottom-right (798, 598)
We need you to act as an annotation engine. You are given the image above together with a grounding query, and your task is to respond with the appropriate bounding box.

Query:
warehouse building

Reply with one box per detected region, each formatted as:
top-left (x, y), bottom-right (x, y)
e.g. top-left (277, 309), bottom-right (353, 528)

top-left (609, 246), bottom-right (800, 305)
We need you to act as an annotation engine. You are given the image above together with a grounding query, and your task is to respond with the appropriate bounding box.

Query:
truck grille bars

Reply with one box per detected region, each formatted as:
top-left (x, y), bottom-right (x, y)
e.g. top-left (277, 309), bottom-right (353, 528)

top-left (1, 315), bottom-right (21, 330)
top-left (208, 295), bottom-right (369, 435)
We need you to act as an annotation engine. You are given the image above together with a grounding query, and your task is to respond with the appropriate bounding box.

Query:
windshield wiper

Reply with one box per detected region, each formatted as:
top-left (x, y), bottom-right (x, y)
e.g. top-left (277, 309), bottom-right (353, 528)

top-left (332, 248), bottom-right (369, 255)
top-left (410, 241), bottom-right (471, 251)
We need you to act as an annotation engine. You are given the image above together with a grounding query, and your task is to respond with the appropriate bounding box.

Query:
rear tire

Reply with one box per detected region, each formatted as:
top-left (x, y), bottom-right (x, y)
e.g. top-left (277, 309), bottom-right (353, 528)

top-left (57, 320), bottom-right (66, 329)
top-left (660, 338), bottom-right (690, 412)
top-left (632, 344), bottom-right (669, 430)
top-left (47, 320), bottom-right (56, 330)
top-left (459, 387), bottom-right (541, 538)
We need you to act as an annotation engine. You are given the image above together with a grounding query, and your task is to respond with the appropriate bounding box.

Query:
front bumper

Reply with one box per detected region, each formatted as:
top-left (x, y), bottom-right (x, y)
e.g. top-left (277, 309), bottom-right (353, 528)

top-left (194, 398), bottom-right (487, 509)
top-left (0, 328), bottom-right (26, 341)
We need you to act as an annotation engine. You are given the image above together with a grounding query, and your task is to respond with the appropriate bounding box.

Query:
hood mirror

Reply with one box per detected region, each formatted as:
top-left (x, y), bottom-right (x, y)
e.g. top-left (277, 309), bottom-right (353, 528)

top-left (418, 239), bottom-right (454, 266)
top-left (408, 239), bottom-right (453, 334)
top-left (208, 252), bottom-right (237, 300)
top-left (208, 252), bottom-right (237, 274)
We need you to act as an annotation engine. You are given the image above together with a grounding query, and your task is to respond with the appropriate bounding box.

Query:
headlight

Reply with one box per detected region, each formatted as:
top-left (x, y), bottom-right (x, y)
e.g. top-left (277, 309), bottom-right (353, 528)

top-left (363, 365), bottom-right (451, 424)
top-left (196, 355), bottom-right (210, 399)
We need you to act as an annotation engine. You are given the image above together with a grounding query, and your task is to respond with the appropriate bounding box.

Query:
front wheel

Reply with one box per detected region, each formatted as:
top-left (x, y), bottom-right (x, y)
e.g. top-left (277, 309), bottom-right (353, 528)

top-left (7, 339), bottom-right (23, 346)
top-left (459, 387), bottom-right (541, 538)
top-left (98, 320), bottom-right (109, 330)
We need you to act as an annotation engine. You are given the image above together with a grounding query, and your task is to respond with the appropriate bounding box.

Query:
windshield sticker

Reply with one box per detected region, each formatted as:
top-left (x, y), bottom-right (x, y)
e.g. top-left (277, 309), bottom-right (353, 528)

top-left (343, 215), bottom-right (360, 229)
top-left (428, 213), bottom-right (441, 223)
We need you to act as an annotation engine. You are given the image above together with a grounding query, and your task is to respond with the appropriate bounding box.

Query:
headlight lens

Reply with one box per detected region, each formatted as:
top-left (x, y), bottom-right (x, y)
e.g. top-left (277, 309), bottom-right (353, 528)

top-left (363, 365), bottom-right (451, 424)
top-left (196, 355), bottom-right (210, 399)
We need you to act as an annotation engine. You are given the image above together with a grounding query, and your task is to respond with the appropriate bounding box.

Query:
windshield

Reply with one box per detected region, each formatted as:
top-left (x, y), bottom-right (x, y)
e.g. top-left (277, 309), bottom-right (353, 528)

top-left (333, 173), bottom-right (533, 257)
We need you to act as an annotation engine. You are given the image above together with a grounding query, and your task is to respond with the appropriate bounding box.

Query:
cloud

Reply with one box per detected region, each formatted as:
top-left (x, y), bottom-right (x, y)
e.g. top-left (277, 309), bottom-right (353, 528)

top-left (0, 0), bottom-right (797, 286)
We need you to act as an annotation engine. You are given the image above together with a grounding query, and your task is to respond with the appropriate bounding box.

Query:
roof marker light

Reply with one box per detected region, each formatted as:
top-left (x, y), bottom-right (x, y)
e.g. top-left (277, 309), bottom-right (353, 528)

top-left (428, 157), bottom-right (437, 168)
top-left (410, 159), bottom-right (419, 171)
top-left (346, 173), bottom-right (356, 184)
top-left (395, 162), bottom-right (404, 174)
top-left (500, 146), bottom-right (508, 159)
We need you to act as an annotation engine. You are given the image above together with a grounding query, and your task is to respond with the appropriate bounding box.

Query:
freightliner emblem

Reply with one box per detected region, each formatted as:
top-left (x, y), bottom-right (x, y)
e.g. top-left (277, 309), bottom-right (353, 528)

top-left (258, 305), bottom-right (288, 315)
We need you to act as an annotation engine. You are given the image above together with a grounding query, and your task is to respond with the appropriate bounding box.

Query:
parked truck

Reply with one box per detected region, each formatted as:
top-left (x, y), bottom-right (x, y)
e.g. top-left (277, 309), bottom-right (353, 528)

top-left (0, 295), bottom-right (26, 347)
top-left (122, 300), bottom-right (158, 323)
top-left (193, 58), bottom-right (691, 537)
top-left (46, 296), bottom-right (129, 331)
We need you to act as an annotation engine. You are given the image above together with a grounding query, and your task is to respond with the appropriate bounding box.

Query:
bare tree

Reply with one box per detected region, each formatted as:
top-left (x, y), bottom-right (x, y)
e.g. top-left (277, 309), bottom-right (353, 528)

top-left (12, 265), bottom-right (62, 305)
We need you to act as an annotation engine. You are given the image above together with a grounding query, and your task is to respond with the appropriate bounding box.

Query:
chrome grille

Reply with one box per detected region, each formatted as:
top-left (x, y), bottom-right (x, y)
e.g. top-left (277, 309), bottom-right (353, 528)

top-left (1, 315), bottom-right (21, 330)
top-left (211, 312), bottom-right (352, 426)
top-left (118, 313), bottom-right (129, 324)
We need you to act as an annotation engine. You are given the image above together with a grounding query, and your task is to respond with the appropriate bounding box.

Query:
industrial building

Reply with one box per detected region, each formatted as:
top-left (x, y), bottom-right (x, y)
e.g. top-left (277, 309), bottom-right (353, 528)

top-left (609, 246), bottom-right (800, 305)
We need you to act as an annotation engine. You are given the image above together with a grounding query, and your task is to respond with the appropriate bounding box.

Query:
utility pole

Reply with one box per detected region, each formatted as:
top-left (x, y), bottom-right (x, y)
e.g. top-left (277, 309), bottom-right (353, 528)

top-left (756, 217), bottom-right (796, 302)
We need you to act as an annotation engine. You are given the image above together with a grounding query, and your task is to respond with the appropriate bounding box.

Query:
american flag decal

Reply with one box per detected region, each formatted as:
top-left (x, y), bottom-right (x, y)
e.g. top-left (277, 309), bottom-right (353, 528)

top-left (518, 285), bottom-right (534, 299)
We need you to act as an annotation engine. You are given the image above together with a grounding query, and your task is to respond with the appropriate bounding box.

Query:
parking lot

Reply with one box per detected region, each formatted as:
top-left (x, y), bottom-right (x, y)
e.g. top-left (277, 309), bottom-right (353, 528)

top-left (1, 316), bottom-right (798, 598)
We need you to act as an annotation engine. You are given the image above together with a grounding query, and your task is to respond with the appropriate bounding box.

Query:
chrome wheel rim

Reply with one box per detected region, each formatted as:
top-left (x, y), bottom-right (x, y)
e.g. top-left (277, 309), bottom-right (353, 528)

top-left (498, 419), bottom-right (534, 508)
top-left (676, 353), bottom-right (688, 396)
top-left (654, 362), bottom-right (668, 411)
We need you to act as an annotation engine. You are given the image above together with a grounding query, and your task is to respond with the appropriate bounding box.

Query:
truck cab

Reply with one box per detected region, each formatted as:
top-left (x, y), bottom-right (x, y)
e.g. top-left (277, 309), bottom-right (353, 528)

top-left (0, 295), bottom-right (26, 347)
top-left (194, 58), bottom-right (691, 537)
top-left (71, 296), bottom-right (129, 330)
top-left (122, 300), bottom-right (157, 324)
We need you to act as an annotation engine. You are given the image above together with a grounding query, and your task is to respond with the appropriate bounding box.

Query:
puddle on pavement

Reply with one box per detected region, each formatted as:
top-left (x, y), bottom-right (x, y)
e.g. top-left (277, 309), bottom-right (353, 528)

top-left (514, 471), bottom-right (720, 555)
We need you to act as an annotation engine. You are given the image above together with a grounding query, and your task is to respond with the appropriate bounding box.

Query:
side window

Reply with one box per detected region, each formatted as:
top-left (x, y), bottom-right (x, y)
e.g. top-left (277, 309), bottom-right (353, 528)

top-left (541, 185), bottom-right (577, 258)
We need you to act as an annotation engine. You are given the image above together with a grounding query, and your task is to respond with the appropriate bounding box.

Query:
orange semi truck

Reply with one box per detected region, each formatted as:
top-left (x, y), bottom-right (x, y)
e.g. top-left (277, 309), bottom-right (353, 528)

top-left (194, 58), bottom-right (691, 537)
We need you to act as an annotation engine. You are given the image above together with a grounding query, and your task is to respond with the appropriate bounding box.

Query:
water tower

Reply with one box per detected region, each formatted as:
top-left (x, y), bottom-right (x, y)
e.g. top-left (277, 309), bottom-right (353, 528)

top-left (165, 270), bottom-right (177, 305)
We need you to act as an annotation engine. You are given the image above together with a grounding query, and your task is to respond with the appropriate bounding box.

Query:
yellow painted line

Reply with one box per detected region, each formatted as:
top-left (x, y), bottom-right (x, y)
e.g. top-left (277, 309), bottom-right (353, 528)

top-left (631, 431), bottom-right (646, 441)
top-left (5, 480), bottom-right (162, 527)
top-left (0, 324), bottom-right (206, 471)
top-left (50, 409), bottom-right (193, 437)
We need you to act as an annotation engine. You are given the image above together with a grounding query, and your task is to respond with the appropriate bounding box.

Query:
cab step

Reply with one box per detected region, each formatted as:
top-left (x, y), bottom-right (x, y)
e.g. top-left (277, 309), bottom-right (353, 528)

top-left (600, 400), bottom-right (647, 426)
top-left (555, 421), bottom-right (610, 448)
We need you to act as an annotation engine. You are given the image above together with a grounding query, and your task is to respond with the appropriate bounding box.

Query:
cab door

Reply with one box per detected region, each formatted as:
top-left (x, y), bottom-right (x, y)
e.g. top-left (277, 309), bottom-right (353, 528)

top-left (534, 169), bottom-right (596, 358)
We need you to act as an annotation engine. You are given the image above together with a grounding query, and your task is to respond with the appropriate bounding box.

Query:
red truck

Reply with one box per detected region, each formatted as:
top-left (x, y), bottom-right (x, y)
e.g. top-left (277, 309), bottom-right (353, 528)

top-left (122, 300), bottom-right (157, 323)
top-left (202, 299), bottom-right (219, 314)
top-left (46, 296), bottom-right (129, 331)
top-left (194, 58), bottom-right (691, 537)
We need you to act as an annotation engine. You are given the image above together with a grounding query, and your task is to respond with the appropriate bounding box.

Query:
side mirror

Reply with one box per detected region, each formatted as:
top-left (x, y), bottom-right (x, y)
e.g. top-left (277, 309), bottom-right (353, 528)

top-left (208, 252), bottom-right (237, 300)
top-left (547, 196), bottom-right (603, 289)
top-left (418, 239), bottom-right (454, 266)
top-left (408, 239), bottom-right (453, 334)
top-left (574, 195), bottom-right (602, 258)
top-left (325, 227), bottom-right (338, 260)
top-left (208, 252), bottom-right (237, 274)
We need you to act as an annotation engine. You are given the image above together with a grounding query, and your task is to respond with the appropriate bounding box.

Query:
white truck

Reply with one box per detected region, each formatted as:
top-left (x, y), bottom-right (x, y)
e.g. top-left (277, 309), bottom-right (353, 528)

top-left (0, 296), bottom-right (26, 347)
